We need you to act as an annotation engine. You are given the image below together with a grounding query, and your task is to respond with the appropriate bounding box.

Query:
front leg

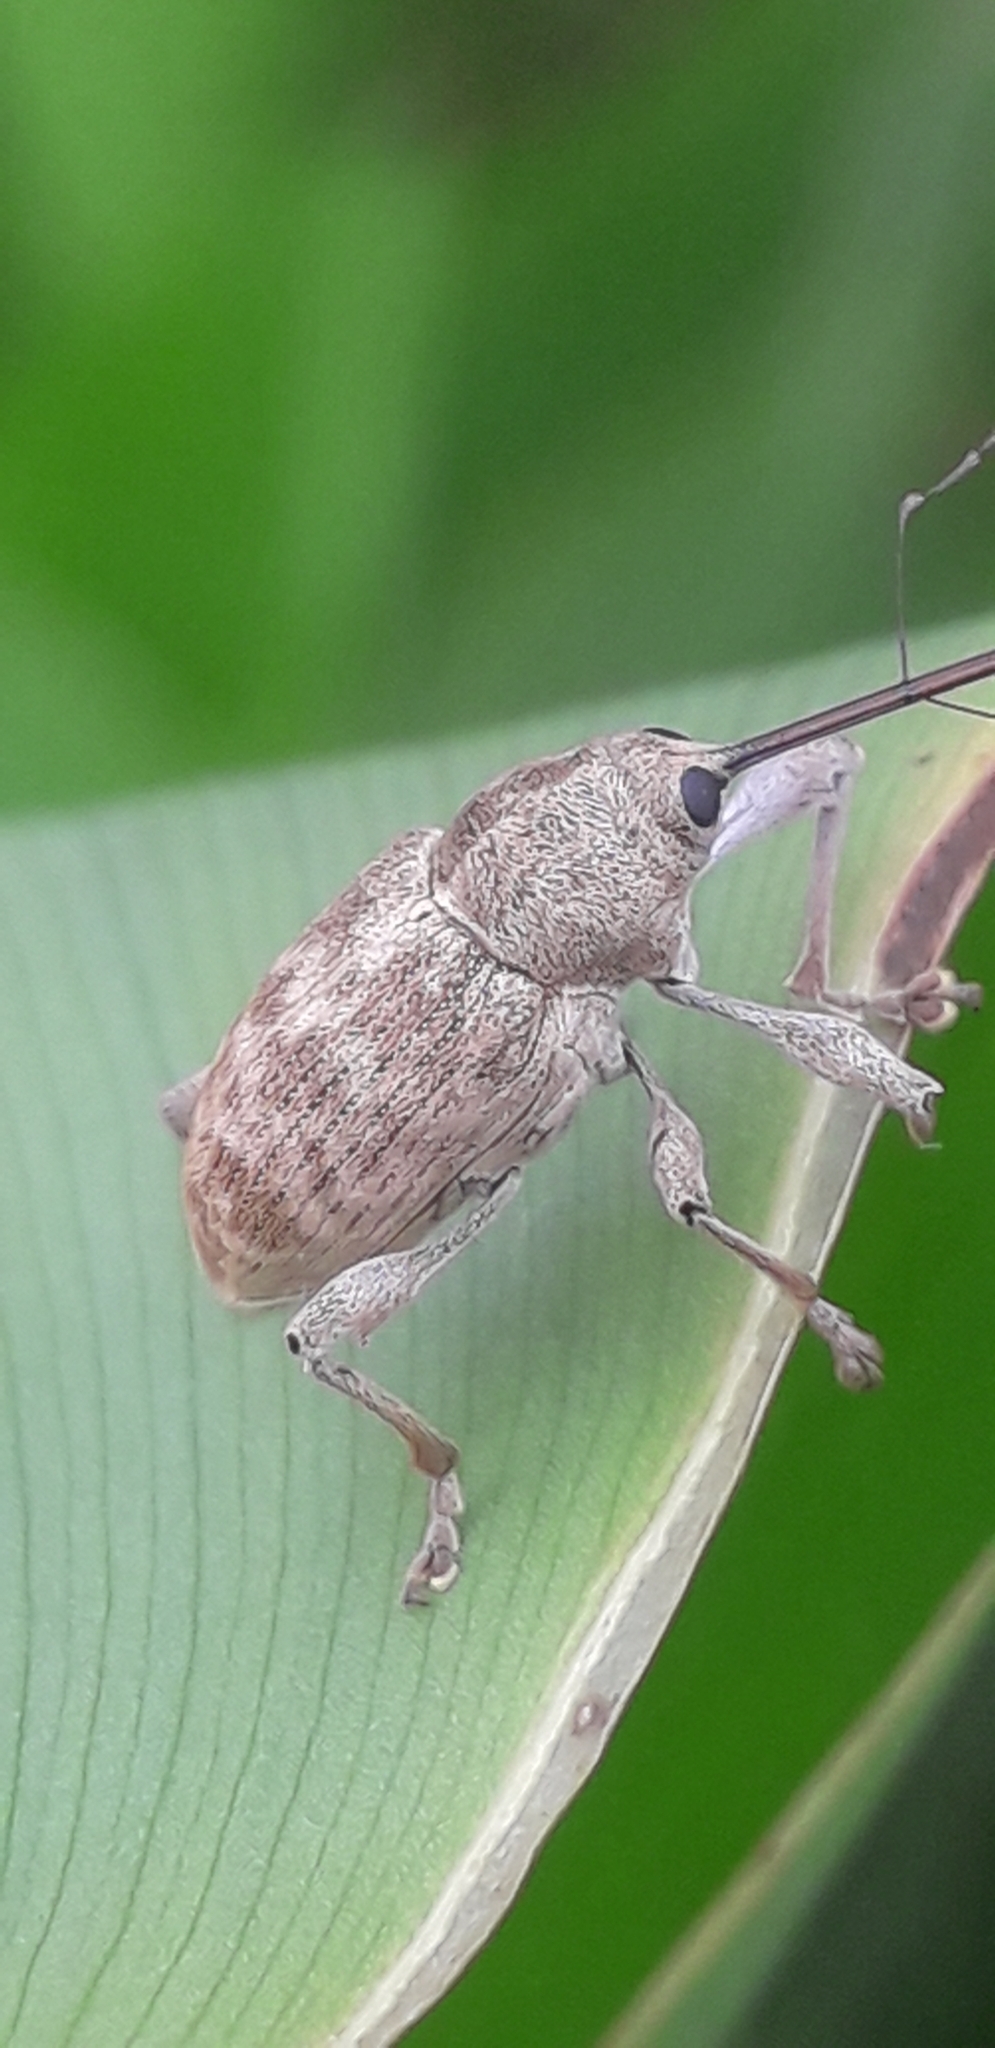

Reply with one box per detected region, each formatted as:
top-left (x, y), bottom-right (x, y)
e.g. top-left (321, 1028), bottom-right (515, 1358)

top-left (707, 737), bottom-right (981, 1030)
top-left (654, 977), bottom-right (942, 1143)
top-left (708, 735), bottom-right (861, 1001)
top-left (285, 1172), bottom-right (520, 1606)
top-left (624, 1039), bottom-right (882, 1390)
top-left (805, 965), bottom-right (982, 1034)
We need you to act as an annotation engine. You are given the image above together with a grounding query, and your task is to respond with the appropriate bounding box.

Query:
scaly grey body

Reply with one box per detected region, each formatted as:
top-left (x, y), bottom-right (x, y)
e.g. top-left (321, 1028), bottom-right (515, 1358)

top-left (163, 650), bottom-right (993, 1605)
top-left (179, 734), bottom-right (702, 1306)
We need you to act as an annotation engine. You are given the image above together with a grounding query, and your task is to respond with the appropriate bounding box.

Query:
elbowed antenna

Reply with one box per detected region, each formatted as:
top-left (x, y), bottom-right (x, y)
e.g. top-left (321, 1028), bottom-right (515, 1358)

top-left (722, 427), bottom-right (995, 778)
top-left (721, 644), bottom-right (995, 779)
top-left (897, 428), bottom-right (995, 682)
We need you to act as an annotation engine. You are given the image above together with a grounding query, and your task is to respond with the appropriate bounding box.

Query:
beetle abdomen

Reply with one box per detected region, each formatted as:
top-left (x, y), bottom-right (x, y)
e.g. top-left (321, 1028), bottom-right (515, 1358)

top-left (181, 829), bottom-right (556, 1305)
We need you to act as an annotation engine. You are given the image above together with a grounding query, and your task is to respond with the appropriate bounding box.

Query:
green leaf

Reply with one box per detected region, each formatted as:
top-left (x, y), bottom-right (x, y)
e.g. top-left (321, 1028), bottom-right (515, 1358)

top-left (1, 622), bottom-right (993, 2046)
top-left (599, 1546), bottom-right (995, 2048)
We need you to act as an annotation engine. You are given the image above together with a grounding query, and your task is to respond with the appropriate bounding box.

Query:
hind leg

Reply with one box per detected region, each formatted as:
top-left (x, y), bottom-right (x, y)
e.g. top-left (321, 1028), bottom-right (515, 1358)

top-left (285, 1173), bottom-right (520, 1605)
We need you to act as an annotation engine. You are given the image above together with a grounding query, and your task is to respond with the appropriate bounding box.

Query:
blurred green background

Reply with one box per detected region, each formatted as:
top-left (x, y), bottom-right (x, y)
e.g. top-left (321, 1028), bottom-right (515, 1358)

top-left (2, 1), bottom-right (994, 2043)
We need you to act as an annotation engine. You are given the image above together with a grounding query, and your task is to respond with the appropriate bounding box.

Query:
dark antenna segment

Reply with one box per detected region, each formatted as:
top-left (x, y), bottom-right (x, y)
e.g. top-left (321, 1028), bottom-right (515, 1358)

top-left (723, 644), bottom-right (995, 777)
top-left (724, 430), bottom-right (995, 779)
top-left (897, 427), bottom-right (995, 682)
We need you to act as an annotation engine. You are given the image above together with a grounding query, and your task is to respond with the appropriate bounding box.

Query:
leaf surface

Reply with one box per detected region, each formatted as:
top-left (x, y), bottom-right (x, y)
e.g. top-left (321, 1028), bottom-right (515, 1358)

top-left (600, 1547), bottom-right (995, 2048)
top-left (1, 624), bottom-right (993, 2046)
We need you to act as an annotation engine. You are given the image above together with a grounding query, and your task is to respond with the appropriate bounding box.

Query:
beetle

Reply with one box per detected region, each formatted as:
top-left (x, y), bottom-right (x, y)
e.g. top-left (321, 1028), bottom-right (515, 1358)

top-left (160, 627), bottom-right (994, 1605)
top-left (163, 434), bottom-right (995, 1604)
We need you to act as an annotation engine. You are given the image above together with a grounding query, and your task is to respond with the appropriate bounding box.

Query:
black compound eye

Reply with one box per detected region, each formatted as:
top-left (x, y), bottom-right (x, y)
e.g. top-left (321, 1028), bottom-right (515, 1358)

top-left (680, 764), bottom-right (726, 829)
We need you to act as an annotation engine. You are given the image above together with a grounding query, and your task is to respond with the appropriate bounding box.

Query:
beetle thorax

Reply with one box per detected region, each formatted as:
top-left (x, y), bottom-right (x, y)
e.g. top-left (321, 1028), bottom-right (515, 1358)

top-left (431, 733), bottom-right (715, 989)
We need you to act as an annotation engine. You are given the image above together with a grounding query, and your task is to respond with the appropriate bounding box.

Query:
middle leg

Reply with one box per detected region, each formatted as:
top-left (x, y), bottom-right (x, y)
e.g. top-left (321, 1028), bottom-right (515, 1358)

top-left (624, 1036), bottom-right (883, 1390)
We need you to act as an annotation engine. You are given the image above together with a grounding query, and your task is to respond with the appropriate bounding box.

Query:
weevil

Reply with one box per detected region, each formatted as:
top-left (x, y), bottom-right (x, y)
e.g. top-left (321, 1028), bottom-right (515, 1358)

top-left (161, 439), bottom-right (995, 1606)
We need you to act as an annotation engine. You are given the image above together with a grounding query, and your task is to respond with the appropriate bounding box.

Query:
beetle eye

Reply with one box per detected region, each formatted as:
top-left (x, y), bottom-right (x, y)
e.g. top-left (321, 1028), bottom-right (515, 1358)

top-left (680, 765), bottom-right (726, 829)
